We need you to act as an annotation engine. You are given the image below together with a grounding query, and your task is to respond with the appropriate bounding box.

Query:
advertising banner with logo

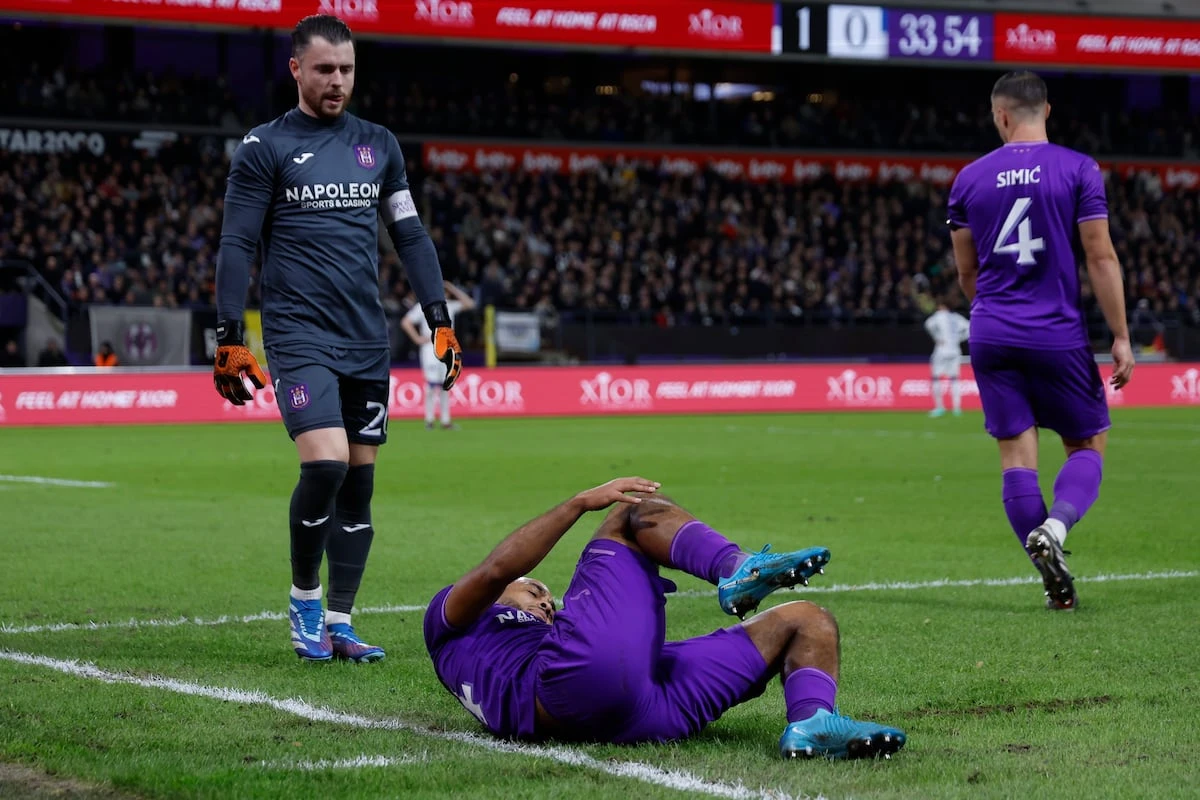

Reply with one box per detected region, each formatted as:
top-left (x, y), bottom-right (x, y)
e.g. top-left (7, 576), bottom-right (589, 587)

top-left (994, 12), bottom-right (1200, 71)
top-left (88, 307), bottom-right (193, 368)
top-left (2, 363), bottom-right (1196, 427)
top-left (0, 127), bottom-right (107, 156)
top-left (422, 141), bottom-right (1197, 188)
top-left (424, 141), bottom-right (971, 185)
top-left (2, 0), bottom-right (773, 54)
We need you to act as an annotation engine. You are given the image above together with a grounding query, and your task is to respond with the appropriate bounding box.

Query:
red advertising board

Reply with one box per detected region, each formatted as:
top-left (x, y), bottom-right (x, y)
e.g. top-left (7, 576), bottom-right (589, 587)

top-left (1, 363), bottom-right (1196, 427)
top-left (422, 140), bottom-right (1200, 189)
top-left (994, 12), bottom-right (1200, 71)
top-left (424, 141), bottom-right (972, 185)
top-left (2, 0), bottom-right (773, 54)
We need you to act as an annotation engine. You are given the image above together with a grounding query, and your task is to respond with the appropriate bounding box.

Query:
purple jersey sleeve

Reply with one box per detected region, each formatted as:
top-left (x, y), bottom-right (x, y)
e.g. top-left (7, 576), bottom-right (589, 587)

top-left (423, 585), bottom-right (460, 652)
top-left (946, 169), bottom-right (971, 229)
top-left (1076, 158), bottom-right (1109, 224)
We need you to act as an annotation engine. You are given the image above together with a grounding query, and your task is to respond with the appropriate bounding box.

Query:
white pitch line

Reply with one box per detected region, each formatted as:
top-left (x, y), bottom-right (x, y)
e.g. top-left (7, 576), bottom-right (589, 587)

top-left (259, 753), bottom-right (429, 771)
top-left (671, 569), bottom-right (1200, 599)
top-left (3, 571), bottom-right (1195, 637)
top-left (0, 604), bottom-right (427, 635)
top-left (0, 474), bottom-right (114, 488)
top-left (0, 650), bottom-right (809, 800)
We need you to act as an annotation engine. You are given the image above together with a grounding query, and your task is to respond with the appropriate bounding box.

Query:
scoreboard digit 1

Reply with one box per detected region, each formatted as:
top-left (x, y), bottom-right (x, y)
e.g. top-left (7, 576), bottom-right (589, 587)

top-left (778, 3), bottom-right (831, 56)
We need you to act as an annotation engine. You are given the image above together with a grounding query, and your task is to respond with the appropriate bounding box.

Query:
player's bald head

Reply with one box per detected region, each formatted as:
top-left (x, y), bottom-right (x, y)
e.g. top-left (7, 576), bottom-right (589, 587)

top-left (991, 71), bottom-right (1048, 118)
top-left (292, 14), bottom-right (354, 60)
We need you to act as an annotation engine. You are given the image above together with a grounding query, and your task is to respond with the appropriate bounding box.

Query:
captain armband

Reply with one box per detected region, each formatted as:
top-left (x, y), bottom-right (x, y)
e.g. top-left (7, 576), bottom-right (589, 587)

top-left (383, 190), bottom-right (419, 225)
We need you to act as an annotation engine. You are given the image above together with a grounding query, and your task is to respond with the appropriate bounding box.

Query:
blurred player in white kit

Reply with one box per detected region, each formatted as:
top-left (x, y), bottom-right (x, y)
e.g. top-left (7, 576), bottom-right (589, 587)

top-left (402, 281), bottom-right (475, 429)
top-left (925, 298), bottom-right (970, 417)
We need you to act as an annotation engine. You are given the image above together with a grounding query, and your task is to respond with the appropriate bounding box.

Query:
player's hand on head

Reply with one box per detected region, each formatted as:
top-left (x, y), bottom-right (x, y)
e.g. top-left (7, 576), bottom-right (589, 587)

top-left (574, 477), bottom-right (662, 511)
top-left (1110, 337), bottom-right (1135, 390)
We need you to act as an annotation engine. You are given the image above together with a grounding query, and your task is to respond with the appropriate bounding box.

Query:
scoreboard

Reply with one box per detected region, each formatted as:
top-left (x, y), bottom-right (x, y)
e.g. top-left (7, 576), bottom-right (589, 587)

top-left (774, 2), bottom-right (1200, 72)
top-left (6, 0), bottom-right (1200, 72)
top-left (779, 3), bottom-right (995, 61)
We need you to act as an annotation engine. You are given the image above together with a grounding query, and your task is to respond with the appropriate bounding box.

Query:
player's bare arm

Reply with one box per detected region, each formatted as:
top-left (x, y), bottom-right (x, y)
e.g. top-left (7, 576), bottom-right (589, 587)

top-left (441, 477), bottom-right (660, 628)
top-left (445, 281), bottom-right (477, 312)
top-left (213, 134), bottom-right (273, 404)
top-left (399, 313), bottom-right (430, 346)
top-left (950, 228), bottom-right (979, 302)
top-left (1079, 218), bottom-right (1134, 389)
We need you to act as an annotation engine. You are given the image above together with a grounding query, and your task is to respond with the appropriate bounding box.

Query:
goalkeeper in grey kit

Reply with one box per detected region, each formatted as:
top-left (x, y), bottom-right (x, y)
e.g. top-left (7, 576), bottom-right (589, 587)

top-left (213, 14), bottom-right (462, 663)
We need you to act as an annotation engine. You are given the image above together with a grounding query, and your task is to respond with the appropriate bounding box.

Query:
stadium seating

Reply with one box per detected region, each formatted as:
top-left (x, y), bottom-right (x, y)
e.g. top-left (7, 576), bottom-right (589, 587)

top-left (7, 53), bottom-right (1199, 157)
top-left (2, 137), bottom-right (1197, 340)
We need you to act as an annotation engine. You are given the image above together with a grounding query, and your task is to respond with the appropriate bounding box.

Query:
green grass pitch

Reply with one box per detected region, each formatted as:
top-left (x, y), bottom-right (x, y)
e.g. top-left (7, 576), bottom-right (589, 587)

top-left (1, 408), bottom-right (1198, 799)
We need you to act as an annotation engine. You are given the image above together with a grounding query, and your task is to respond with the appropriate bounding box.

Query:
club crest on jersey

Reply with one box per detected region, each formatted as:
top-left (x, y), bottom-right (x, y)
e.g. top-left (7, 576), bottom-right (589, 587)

top-left (354, 145), bottom-right (376, 169)
top-left (289, 384), bottom-right (311, 410)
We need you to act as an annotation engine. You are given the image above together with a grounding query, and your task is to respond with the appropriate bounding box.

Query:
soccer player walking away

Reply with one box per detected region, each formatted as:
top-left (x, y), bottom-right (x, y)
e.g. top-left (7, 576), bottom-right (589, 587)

top-left (924, 297), bottom-right (970, 417)
top-left (946, 71), bottom-right (1134, 610)
top-left (213, 14), bottom-right (463, 662)
top-left (424, 478), bottom-right (907, 760)
top-left (401, 281), bottom-right (476, 430)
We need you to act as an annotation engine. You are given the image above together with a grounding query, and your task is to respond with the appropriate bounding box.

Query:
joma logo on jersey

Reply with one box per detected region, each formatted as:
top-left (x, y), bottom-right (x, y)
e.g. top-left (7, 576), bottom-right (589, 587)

top-left (996, 166), bottom-right (1042, 188)
top-left (285, 182), bottom-right (380, 210)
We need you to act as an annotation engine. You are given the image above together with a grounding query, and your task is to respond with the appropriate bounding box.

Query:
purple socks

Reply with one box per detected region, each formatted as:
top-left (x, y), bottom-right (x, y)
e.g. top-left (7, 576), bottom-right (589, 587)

top-left (1002, 451), bottom-right (1103, 549)
top-left (1050, 449), bottom-right (1104, 531)
top-left (667, 520), bottom-right (746, 585)
top-left (785, 667), bottom-right (837, 723)
top-left (1002, 467), bottom-right (1047, 552)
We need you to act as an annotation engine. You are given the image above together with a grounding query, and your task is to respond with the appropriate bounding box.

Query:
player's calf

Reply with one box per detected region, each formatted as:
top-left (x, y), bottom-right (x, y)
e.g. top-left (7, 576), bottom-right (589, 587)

top-left (591, 492), bottom-right (696, 565)
top-left (599, 498), bottom-right (831, 617)
top-left (746, 602), bottom-right (905, 760)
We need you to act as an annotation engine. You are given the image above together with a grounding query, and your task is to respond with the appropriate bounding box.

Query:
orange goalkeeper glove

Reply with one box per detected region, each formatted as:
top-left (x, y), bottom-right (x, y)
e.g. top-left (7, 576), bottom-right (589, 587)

top-left (213, 320), bottom-right (267, 405)
top-left (425, 301), bottom-right (463, 391)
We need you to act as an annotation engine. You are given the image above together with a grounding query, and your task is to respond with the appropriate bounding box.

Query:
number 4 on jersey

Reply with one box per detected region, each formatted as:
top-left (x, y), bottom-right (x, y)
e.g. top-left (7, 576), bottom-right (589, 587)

top-left (993, 197), bottom-right (1045, 266)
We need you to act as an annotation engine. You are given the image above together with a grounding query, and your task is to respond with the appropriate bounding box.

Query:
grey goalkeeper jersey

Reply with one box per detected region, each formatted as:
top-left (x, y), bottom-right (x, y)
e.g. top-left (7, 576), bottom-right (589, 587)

top-left (216, 107), bottom-right (422, 351)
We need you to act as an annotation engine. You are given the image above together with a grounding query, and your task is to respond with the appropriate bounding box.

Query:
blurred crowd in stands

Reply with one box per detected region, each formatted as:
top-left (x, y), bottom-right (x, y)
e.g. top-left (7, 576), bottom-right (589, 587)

top-left (7, 51), bottom-right (1199, 158)
top-left (2, 46), bottom-right (1199, 365)
top-left (2, 139), bottom-right (1196, 335)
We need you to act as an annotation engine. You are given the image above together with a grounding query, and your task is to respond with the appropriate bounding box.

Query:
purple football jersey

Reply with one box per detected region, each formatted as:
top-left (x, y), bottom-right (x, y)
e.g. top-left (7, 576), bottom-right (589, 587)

top-left (423, 585), bottom-right (551, 739)
top-left (947, 141), bottom-right (1109, 349)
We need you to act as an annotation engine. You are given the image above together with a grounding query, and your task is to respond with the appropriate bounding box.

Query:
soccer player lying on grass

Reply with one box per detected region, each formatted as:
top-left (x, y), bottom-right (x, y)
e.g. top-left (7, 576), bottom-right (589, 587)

top-left (423, 478), bottom-right (907, 760)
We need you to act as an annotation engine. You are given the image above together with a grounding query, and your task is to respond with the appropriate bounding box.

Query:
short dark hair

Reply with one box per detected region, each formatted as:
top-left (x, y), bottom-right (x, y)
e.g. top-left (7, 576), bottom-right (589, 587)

top-left (991, 71), bottom-right (1048, 113)
top-left (292, 14), bottom-right (353, 59)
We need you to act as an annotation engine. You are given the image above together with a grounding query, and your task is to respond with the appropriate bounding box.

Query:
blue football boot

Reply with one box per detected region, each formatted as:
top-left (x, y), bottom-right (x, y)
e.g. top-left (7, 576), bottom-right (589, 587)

top-left (718, 545), bottom-right (831, 619)
top-left (289, 596), bottom-right (332, 662)
top-left (328, 623), bottom-right (386, 663)
top-left (780, 708), bottom-right (907, 760)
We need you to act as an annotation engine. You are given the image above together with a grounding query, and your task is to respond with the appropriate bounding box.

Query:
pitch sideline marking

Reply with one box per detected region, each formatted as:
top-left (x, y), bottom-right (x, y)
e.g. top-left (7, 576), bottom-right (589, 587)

top-left (0, 650), bottom-right (811, 800)
top-left (2, 571), bottom-right (1195, 636)
top-left (0, 605), bottom-right (428, 635)
top-left (0, 474), bottom-right (115, 488)
top-left (258, 753), bottom-right (430, 771)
